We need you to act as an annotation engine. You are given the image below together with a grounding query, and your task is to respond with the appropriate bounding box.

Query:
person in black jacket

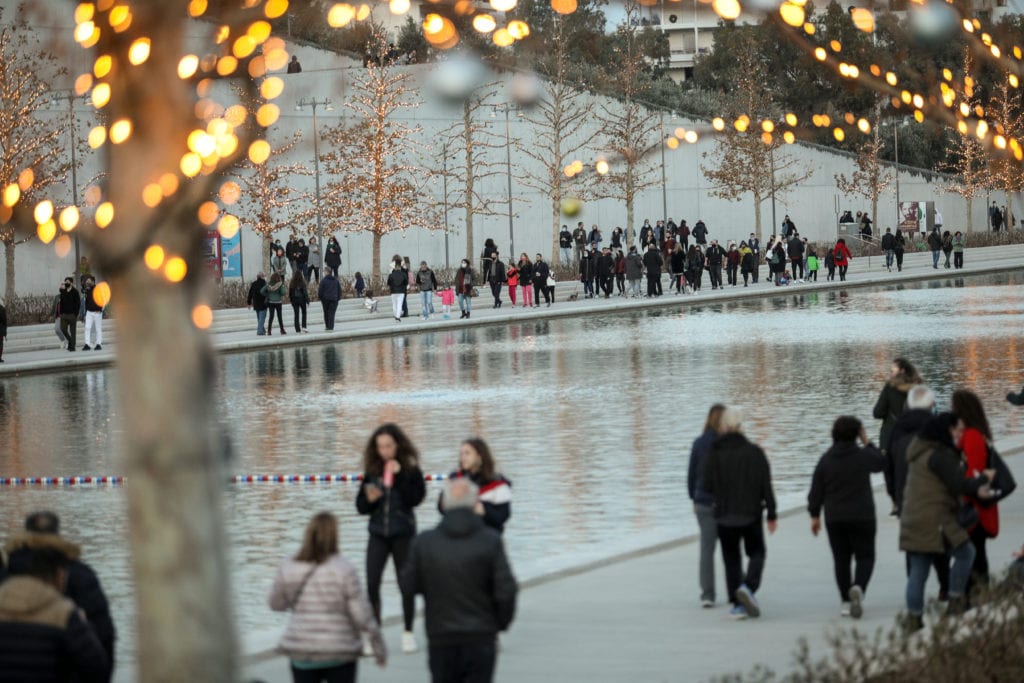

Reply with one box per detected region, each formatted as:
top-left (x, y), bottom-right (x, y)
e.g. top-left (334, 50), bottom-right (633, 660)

top-left (0, 544), bottom-right (111, 683)
top-left (558, 225), bottom-right (572, 265)
top-left (287, 270), bottom-right (308, 333)
top-left (579, 248), bottom-right (595, 299)
top-left (807, 417), bottom-right (886, 619)
top-left (58, 278), bottom-right (81, 352)
top-left (401, 478), bottom-right (517, 683)
top-left (531, 254), bottom-right (551, 307)
top-left (387, 260), bottom-right (409, 322)
top-left (438, 438), bottom-right (512, 534)
top-left (642, 244), bottom-right (663, 297)
top-left (688, 404), bottom-right (725, 607)
top-left (6, 512), bottom-right (116, 671)
top-left (596, 247), bottom-right (615, 298)
top-left (787, 234), bottom-right (805, 281)
top-left (246, 272), bottom-right (268, 335)
top-left (487, 252), bottom-right (505, 309)
top-left (705, 240), bottom-right (725, 290)
top-left (356, 424), bottom-right (426, 654)
top-left (702, 408), bottom-right (777, 619)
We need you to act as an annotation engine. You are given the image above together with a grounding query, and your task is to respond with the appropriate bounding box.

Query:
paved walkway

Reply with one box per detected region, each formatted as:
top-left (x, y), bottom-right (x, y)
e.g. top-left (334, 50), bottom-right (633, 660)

top-left (244, 448), bottom-right (1024, 683)
top-left (3, 244), bottom-right (1022, 377)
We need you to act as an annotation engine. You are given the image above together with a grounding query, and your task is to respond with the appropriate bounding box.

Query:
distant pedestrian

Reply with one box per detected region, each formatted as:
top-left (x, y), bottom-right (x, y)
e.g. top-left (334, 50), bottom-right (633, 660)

top-left (353, 271), bottom-right (366, 299)
top-left (881, 228), bottom-right (895, 271)
top-left (572, 222), bottom-right (586, 263)
top-left (7, 510), bottom-right (117, 668)
top-left (58, 277), bottom-right (81, 353)
top-left (488, 252), bottom-right (506, 309)
top-left (893, 229), bottom-right (906, 272)
top-left (296, 238), bottom-right (309, 280)
top-left (516, 254), bottom-right (533, 308)
top-left (80, 276), bottom-right (105, 351)
top-left (872, 357), bottom-right (922, 454)
top-left (702, 408), bottom-right (778, 620)
top-left (307, 236), bottom-right (322, 284)
top-left (456, 260), bottom-right (474, 319)
top-left (286, 55), bottom-right (302, 73)
top-left (952, 231), bottom-right (965, 269)
top-left (0, 298), bottom-right (5, 362)
top-left (807, 417), bottom-right (885, 619)
top-left (324, 236), bottom-right (342, 276)
top-left (596, 247), bottom-right (614, 298)
top-left (262, 273), bottom-right (287, 335)
top-left (532, 254), bottom-right (552, 307)
top-left (417, 262), bottom-right (439, 320)
top-left (269, 512), bottom-right (387, 682)
top-left (614, 249), bottom-right (626, 295)
top-left (688, 404), bottom-right (725, 608)
top-left (364, 290), bottom-right (378, 314)
top-left (401, 478), bottom-right (518, 683)
top-left (505, 260), bottom-right (519, 307)
top-left (288, 270), bottom-right (308, 333)
top-left (692, 219), bottom-right (708, 245)
top-left (747, 233), bottom-right (760, 283)
top-left (926, 229), bottom-right (942, 269)
top-left (739, 242), bottom-right (754, 287)
top-left (0, 543), bottom-right (111, 682)
top-left (480, 238), bottom-right (496, 284)
top-left (899, 413), bottom-right (995, 630)
top-left (439, 438), bottom-right (513, 534)
top-left (247, 272), bottom-right (269, 335)
top-left (705, 240), bottom-right (725, 290)
top-left (670, 243), bottom-right (687, 293)
top-left (941, 231), bottom-right (953, 268)
top-left (558, 225), bottom-right (572, 265)
top-left (271, 247), bottom-right (289, 278)
top-left (387, 260), bottom-right (409, 323)
top-left (437, 285), bottom-right (454, 319)
top-left (625, 246), bottom-right (643, 298)
top-left (317, 268), bottom-right (341, 331)
top-left (356, 424), bottom-right (426, 655)
top-left (726, 243), bottom-right (740, 287)
top-left (51, 292), bottom-right (66, 349)
top-left (833, 239), bottom-right (852, 281)
top-left (806, 246), bottom-right (819, 282)
top-left (686, 244), bottom-right (704, 292)
top-left (990, 202), bottom-right (1003, 232)
top-left (643, 244), bottom-right (663, 297)
top-left (787, 233), bottom-right (804, 281)
top-left (824, 248), bottom-right (836, 281)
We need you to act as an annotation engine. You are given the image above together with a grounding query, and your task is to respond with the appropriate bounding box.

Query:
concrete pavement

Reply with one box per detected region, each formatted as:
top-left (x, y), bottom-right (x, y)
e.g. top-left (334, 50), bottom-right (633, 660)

top-left (2, 244), bottom-right (1022, 377)
top-left (244, 447), bottom-right (1024, 683)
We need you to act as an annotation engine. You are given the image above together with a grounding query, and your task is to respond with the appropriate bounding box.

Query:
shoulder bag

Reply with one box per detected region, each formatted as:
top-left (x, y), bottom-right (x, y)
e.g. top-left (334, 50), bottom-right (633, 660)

top-left (982, 442), bottom-right (1017, 504)
top-left (286, 564), bottom-right (319, 610)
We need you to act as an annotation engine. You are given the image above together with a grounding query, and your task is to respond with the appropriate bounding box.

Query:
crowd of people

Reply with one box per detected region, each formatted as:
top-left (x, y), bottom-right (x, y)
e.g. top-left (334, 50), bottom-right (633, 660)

top-left (687, 358), bottom-right (1019, 628)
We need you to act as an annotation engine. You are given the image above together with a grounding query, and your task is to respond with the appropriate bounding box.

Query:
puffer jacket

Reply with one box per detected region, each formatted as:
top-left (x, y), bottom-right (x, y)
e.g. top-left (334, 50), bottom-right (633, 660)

top-left (0, 576), bottom-right (111, 683)
top-left (899, 435), bottom-right (988, 553)
top-left (268, 555), bottom-right (385, 663)
top-left (625, 253), bottom-right (643, 279)
top-left (872, 373), bottom-right (917, 450)
top-left (356, 465), bottom-right (426, 539)
top-left (261, 280), bottom-right (286, 304)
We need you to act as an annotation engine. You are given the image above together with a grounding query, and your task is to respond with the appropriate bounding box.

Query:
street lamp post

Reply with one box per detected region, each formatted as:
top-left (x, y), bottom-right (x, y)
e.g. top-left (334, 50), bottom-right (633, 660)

top-left (51, 91), bottom-right (84, 267)
top-left (492, 103), bottom-right (518, 258)
top-left (441, 138), bottom-right (450, 270)
top-left (769, 144), bottom-right (777, 234)
top-left (295, 97), bottom-right (332, 243)
top-left (893, 123), bottom-right (901, 229)
top-left (659, 111), bottom-right (669, 223)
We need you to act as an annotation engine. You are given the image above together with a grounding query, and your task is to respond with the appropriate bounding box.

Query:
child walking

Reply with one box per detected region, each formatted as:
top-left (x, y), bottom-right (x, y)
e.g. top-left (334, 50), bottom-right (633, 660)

top-left (806, 247), bottom-right (819, 282)
top-left (354, 271), bottom-right (366, 298)
top-left (824, 248), bottom-right (836, 281)
top-left (437, 285), bottom-right (455, 319)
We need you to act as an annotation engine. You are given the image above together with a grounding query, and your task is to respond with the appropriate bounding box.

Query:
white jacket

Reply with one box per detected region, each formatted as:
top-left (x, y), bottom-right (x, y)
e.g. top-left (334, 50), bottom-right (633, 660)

top-left (268, 554), bottom-right (385, 662)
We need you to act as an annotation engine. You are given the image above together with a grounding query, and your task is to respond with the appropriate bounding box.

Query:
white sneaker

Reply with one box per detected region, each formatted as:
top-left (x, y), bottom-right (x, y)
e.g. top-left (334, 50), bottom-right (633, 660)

top-left (840, 602), bottom-right (851, 617)
top-left (362, 634), bottom-right (374, 657)
top-left (401, 630), bottom-right (418, 654)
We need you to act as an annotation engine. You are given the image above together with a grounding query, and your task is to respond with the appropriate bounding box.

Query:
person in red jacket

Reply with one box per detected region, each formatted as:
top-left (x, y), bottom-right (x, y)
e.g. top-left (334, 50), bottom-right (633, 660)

top-left (833, 239), bottom-right (853, 281)
top-left (952, 389), bottom-right (1000, 595)
top-left (505, 259), bottom-right (518, 306)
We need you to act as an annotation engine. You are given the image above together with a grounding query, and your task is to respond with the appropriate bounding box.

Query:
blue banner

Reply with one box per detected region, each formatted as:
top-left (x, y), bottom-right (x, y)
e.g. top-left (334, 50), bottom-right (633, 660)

top-left (221, 230), bottom-right (242, 278)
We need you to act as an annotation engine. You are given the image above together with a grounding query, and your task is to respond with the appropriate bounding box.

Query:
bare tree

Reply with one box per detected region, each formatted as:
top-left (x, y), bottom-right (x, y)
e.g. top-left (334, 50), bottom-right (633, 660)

top-left (0, 8), bottom-right (69, 303)
top-left (835, 116), bottom-right (894, 233)
top-left (517, 16), bottom-right (601, 263)
top-left (439, 87), bottom-right (503, 264)
top-left (942, 50), bottom-right (989, 233)
top-left (321, 29), bottom-right (441, 282)
top-left (987, 78), bottom-right (1024, 228)
top-left (701, 48), bottom-right (810, 243)
top-left (595, 0), bottom-right (660, 247)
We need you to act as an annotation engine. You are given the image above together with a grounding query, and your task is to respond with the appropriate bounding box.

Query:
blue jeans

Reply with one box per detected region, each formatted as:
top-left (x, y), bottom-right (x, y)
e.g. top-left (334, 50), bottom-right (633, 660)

top-left (458, 293), bottom-right (471, 313)
top-left (906, 543), bottom-right (975, 615)
top-left (561, 247), bottom-right (572, 265)
top-left (420, 290), bottom-right (435, 318)
top-left (932, 250), bottom-right (940, 267)
top-left (885, 249), bottom-right (894, 268)
top-left (255, 308), bottom-right (267, 335)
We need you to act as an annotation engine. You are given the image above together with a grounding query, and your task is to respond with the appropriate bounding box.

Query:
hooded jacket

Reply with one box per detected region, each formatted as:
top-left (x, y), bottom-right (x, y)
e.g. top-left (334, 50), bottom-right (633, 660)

top-left (807, 441), bottom-right (886, 522)
top-left (687, 429), bottom-right (718, 507)
top-left (899, 426), bottom-right (988, 554)
top-left (356, 465), bottom-right (426, 539)
top-left (261, 280), bottom-right (286, 304)
top-left (872, 373), bottom-right (918, 451)
top-left (702, 432), bottom-right (778, 527)
top-left (387, 267), bottom-right (408, 295)
top-left (268, 554), bottom-right (385, 663)
top-left (625, 252), bottom-right (644, 279)
top-left (0, 575), bottom-right (111, 683)
top-left (400, 508), bottom-right (517, 646)
top-left (5, 533), bottom-right (116, 666)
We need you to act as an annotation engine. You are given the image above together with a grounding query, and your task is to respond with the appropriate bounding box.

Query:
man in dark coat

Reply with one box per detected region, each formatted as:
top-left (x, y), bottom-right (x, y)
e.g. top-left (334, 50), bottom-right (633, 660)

top-left (0, 543), bottom-right (111, 682)
top-left (317, 268), bottom-right (342, 330)
top-left (692, 219), bottom-right (709, 245)
top-left (642, 244), bottom-right (663, 297)
top-left (246, 272), bottom-right (269, 335)
top-left (702, 408), bottom-right (777, 619)
top-left (488, 252), bottom-right (506, 309)
top-left (579, 248), bottom-right (595, 298)
top-left (705, 240), bottom-right (726, 290)
top-left (401, 479), bottom-right (517, 683)
top-left (5, 512), bottom-right (116, 669)
top-left (787, 233), bottom-right (805, 280)
top-left (596, 247), bottom-right (615, 298)
top-left (58, 277), bottom-right (81, 352)
top-left (531, 254), bottom-right (552, 307)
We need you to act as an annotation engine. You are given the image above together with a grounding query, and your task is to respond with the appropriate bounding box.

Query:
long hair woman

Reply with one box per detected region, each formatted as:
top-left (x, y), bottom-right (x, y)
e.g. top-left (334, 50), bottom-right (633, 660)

top-left (355, 424), bottom-right (425, 654)
top-left (269, 512), bottom-right (386, 682)
top-left (952, 389), bottom-right (1000, 595)
top-left (440, 438), bottom-right (512, 534)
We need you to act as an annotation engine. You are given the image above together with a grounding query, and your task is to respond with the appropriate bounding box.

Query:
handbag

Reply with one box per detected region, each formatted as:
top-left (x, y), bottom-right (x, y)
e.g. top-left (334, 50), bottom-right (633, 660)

top-left (547, 275), bottom-right (556, 287)
top-left (957, 501), bottom-right (979, 530)
top-left (983, 443), bottom-right (1017, 504)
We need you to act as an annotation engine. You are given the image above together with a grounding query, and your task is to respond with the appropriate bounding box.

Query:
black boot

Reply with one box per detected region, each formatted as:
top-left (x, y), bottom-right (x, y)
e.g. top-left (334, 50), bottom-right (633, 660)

top-left (1008, 389), bottom-right (1024, 406)
top-left (466, 310), bottom-right (471, 319)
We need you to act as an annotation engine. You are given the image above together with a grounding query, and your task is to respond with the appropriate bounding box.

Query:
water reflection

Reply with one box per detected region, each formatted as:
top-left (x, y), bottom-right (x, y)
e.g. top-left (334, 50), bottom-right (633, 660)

top-left (1, 273), bottom-right (1024, 665)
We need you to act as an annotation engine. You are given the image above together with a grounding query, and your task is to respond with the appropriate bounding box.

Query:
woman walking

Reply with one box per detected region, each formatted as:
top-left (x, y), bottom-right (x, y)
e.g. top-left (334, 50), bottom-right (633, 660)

top-left (807, 417), bottom-right (886, 619)
top-left (387, 259), bottom-right (408, 323)
top-left (269, 512), bottom-right (387, 682)
top-left (671, 243), bottom-right (686, 293)
top-left (517, 253), bottom-right (534, 308)
top-left (833, 239), bottom-right (852, 281)
top-left (289, 270), bottom-right (309, 333)
top-left (739, 241), bottom-right (754, 287)
top-left (894, 229), bottom-right (906, 272)
top-left (325, 236), bottom-right (342, 276)
top-left (952, 390), bottom-right (1001, 594)
top-left (456, 259), bottom-right (474, 319)
top-left (614, 249), bottom-right (626, 296)
top-left (262, 273), bottom-right (287, 335)
top-left (439, 438), bottom-right (513, 534)
top-left (356, 424), bottom-right (426, 654)
top-left (688, 404), bottom-right (725, 607)
top-left (873, 358), bottom-right (922, 454)
top-left (726, 242), bottom-right (740, 287)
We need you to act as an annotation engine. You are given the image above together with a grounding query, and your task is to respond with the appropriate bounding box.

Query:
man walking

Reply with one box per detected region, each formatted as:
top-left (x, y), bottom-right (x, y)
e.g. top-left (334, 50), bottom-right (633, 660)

top-left (596, 247), bottom-right (614, 298)
top-left (559, 225), bottom-right (573, 265)
top-left (642, 243), bottom-right (663, 297)
top-left (532, 254), bottom-right (552, 307)
top-left (808, 417), bottom-right (886, 619)
top-left (787, 232), bottom-right (805, 281)
top-left (625, 246), bottom-right (643, 298)
top-left (692, 219), bottom-right (709, 246)
top-left (58, 277), bottom-right (81, 353)
top-left (417, 261), bottom-right (439, 319)
top-left (927, 228), bottom-right (942, 269)
top-left (488, 252), bottom-right (506, 309)
top-left (246, 272), bottom-right (269, 335)
top-left (748, 233), bottom-right (761, 283)
top-left (705, 240), bottom-right (725, 290)
top-left (881, 228), bottom-right (896, 272)
top-left (572, 222), bottom-right (587, 264)
top-left (702, 408), bottom-right (778, 619)
top-left (317, 267), bottom-right (341, 330)
top-left (80, 276), bottom-right (105, 351)
top-left (401, 478), bottom-right (518, 683)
